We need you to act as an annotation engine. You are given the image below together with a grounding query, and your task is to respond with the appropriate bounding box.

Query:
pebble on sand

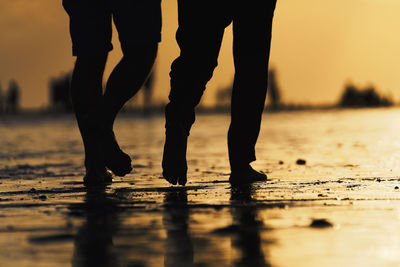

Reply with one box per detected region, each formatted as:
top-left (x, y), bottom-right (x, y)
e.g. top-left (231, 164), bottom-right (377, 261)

top-left (296, 159), bottom-right (307, 165)
top-left (310, 219), bottom-right (333, 228)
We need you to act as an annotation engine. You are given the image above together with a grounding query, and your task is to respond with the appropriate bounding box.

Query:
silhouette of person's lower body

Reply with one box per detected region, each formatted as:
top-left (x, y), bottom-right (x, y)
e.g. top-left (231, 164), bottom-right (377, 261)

top-left (63, 0), bottom-right (161, 185)
top-left (163, 0), bottom-right (277, 185)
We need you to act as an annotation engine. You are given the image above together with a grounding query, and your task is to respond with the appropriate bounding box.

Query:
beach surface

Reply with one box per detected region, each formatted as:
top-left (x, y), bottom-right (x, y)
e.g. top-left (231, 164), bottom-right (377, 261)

top-left (0, 108), bottom-right (400, 266)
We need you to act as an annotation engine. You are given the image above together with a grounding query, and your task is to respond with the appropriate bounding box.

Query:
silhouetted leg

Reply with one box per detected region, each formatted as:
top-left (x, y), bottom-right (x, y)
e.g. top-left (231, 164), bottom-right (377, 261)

top-left (91, 0), bottom-right (161, 177)
top-left (103, 0), bottom-right (161, 127)
top-left (71, 55), bottom-right (112, 185)
top-left (91, 45), bottom-right (157, 177)
top-left (228, 0), bottom-right (277, 184)
top-left (64, 0), bottom-right (114, 185)
top-left (163, 0), bottom-right (232, 185)
top-left (72, 57), bottom-right (134, 179)
top-left (102, 46), bottom-right (158, 127)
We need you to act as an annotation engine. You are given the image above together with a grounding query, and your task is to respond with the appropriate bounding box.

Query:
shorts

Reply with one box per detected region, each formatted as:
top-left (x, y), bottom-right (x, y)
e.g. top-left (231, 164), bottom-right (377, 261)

top-left (63, 0), bottom-right (162, 56)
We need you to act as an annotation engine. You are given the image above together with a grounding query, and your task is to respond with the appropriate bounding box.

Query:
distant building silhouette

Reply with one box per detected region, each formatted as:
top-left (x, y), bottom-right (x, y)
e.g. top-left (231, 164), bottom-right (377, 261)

top-left (216, 82), bottom-right (233, 109)
top-left (49, 72), bottom-right (73, 112)
top-left (0, 82), bottom-right (4, 113)
top-left (5, 79), bottom-right (20, 114)
top-left (143, 70), bottom-right (154, 113)
top-left (267, 69), bottom-right (281, 110)
top-left (215, 69), bottom-right (282, 111)
top-left (123, 70), bottom-right (158, 113)
top-left (339, 83), bottom-right (392, 107)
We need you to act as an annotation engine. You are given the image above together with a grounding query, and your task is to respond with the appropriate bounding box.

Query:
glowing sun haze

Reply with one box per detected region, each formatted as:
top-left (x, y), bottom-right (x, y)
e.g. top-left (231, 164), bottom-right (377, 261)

top-left (0, 0), bottom-right (399, 108)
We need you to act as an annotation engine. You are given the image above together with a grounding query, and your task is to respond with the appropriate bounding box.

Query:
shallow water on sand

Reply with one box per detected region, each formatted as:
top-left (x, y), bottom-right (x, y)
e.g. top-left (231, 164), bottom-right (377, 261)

top-left (0, 108), bottom-right (400, 266)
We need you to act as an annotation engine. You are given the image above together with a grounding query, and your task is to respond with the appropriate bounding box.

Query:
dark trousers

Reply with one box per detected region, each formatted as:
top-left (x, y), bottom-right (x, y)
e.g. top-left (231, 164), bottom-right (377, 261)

top-left (166, 0), bottom-right (277, 170)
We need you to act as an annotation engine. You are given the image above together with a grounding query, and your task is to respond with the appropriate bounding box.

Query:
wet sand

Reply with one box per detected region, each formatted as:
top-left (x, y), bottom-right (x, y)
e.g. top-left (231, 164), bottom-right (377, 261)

top-left (0, 108), bottom-right (400, 266)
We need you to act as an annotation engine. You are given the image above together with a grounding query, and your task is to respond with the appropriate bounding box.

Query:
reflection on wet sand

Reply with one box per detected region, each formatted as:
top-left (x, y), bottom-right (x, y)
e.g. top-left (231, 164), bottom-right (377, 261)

top-left (229, 185), bottom-right (269, 267)
top-left (161, 185), bottom-right (271, 266)
top-left (2, 109), bottom-right (400, 266)
top-left (70, 186), bottom-right (120, 267)
top-left (163, 190), bottom-right (194, 267)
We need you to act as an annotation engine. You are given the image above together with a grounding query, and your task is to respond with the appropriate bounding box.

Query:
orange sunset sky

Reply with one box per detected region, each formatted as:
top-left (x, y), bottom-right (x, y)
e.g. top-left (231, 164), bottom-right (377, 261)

top-left (0, 0), bottom-right (400, 109)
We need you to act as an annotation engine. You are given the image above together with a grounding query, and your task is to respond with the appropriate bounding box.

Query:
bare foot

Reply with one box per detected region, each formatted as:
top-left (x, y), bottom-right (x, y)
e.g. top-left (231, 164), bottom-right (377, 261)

top-left (101, 128), bottom-right (132, 177)
top-left (162, 123), bottom-right (188, 185)
top-left (83, 167), bottom-right (113, 186)
top-left (229, 165), bottom-right (267, 186)
top-left (83, 114), bottom-right (132, 177)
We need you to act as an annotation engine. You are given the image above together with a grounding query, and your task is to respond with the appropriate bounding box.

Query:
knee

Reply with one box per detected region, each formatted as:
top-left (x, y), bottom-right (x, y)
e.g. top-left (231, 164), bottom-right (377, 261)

top-left (121, 42), bottom-right (158, 65)
top-left (72, 54), bottom-right (108, 83)
top-left (75, 54), bottom-right (108, 71)
top-left (170, 53), bottom-right (218, 84)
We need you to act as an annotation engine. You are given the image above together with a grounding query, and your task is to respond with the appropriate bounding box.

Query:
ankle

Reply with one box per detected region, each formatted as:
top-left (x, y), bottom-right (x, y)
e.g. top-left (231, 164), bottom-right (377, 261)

top-left (231, 164), bottom-right (252, 173)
